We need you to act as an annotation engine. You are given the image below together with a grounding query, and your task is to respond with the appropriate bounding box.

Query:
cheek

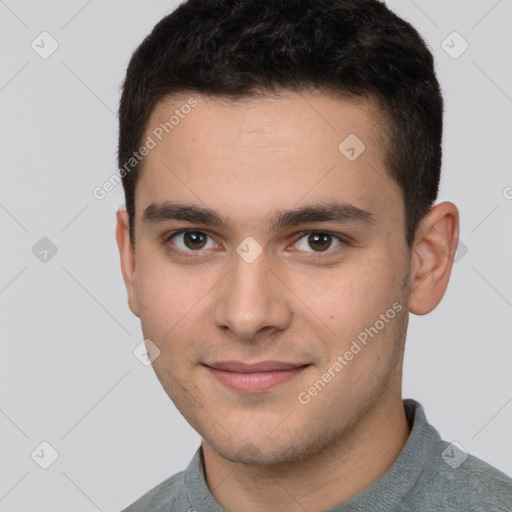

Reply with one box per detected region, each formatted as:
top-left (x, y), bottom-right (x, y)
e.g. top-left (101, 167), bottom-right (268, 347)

top-left (132, 255), bottom-right (174, 328)
top-left (133, 254), bottom-right (217, 353)
top-left (294, 263), bottom-right (386, 323)
top-left (296, 256), bottom-right (403, 350)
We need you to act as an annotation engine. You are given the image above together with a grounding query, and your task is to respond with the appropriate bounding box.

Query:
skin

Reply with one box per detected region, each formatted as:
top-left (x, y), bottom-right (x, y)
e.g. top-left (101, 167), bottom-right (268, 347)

top-left (116, 90), bottom-right (459, 512)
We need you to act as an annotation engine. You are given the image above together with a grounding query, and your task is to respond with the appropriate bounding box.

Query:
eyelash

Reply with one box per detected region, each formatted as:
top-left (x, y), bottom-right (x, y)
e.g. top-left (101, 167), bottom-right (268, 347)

top-left (163, 229), bottom-right (349, 260)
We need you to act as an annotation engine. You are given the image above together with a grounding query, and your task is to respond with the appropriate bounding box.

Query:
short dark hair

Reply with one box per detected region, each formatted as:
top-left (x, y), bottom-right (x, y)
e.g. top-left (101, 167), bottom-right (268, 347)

top-left (118, 0), bottom-right (443, 248)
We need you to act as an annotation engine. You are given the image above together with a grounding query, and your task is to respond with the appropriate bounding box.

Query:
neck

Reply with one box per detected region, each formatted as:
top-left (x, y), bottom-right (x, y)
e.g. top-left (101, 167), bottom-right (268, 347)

top-left (202, 392), bottom-right (411, 512)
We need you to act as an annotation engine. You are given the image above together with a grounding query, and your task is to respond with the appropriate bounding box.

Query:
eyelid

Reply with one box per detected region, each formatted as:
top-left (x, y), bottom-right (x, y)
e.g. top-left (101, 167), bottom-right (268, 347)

top-left (164, 228), bottom-right (220, 253)
top-left (163, 228), bottom-right (349, 257)
top-left (289, 230), bottom-right (349, 256)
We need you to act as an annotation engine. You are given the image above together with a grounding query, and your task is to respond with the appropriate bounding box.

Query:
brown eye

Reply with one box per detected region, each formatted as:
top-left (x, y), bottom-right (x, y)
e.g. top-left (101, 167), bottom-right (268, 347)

top-left (308, 233), bottom-right (332, 252)
top-left (293, 231), bottom-right (343, 254)
top-left (183, 231), bottom-right (207, 250)
top-left (168, 230), bottom-right (216, 252)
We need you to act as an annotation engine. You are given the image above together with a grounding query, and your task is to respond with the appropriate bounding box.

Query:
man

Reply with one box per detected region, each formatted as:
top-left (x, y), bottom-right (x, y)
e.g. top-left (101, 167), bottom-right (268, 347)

top-left (116, 0), bottom-right (512, 510)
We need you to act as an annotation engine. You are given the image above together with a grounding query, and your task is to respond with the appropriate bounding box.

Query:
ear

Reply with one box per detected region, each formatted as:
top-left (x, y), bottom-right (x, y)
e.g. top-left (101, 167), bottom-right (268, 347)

top-left (408, 201), bottom-right (460, 315)
top-left (115, 206), bottom-right (140, 318)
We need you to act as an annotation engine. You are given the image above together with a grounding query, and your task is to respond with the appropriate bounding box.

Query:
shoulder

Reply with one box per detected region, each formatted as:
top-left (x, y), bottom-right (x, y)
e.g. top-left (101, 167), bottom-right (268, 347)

top-left (398, 400), bottom-right (512, 511)
top-left (402, 442), bottom-right (512, 511)
top-left (120, 470), bottom-right (189, 512)
top-left (443, 452), bottom-right (512, 510)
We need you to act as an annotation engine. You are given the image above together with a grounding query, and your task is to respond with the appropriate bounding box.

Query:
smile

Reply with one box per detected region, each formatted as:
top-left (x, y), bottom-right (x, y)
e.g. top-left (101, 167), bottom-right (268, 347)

top-left (203, 361), bottom-right (310, 392)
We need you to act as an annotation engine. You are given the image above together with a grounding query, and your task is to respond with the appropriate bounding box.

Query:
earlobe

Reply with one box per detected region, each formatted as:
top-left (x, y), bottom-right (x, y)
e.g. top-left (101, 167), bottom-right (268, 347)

top-left (115, 207), bottom-right (140, 318)
top-left (408, 202), bottom-right (459, 316)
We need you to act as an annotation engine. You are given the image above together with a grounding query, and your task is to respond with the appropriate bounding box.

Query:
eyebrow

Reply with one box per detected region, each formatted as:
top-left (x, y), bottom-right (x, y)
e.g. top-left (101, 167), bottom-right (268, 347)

top-left (142, 201), bottom-right (376, 231)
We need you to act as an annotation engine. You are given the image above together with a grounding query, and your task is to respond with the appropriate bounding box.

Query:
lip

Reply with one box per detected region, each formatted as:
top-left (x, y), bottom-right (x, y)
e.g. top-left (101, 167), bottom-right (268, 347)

top-left (204, 361), bottom-right (310, 392)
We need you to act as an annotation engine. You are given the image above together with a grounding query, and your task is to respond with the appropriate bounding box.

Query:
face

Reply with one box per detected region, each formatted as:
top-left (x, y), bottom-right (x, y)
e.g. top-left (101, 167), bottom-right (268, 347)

top-left (118, 90), bottom-right (414, 465)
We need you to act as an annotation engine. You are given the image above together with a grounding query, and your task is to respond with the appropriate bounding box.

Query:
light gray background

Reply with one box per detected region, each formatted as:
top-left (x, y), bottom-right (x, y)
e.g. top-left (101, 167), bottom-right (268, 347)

top-left (0, 1), bottom-right (511, 510)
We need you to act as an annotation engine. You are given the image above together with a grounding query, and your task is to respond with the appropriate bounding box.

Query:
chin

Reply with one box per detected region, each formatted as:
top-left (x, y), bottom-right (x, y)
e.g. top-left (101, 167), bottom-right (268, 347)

top-left (203, 429), bottom-right (320, 468)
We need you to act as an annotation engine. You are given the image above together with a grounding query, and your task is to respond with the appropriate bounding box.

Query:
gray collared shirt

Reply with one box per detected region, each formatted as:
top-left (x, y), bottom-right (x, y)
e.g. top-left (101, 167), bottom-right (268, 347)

top-left (121, 399), bottom-right (512, 511)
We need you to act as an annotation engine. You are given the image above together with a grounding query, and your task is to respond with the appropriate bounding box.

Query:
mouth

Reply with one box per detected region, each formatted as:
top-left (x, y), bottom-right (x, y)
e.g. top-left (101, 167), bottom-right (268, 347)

top-left (203, 360), bottom-right (310, 392)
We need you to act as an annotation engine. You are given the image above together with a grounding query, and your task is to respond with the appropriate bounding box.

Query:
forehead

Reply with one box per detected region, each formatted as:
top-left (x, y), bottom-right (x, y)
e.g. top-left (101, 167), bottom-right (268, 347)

top-left (145, 90), bottom-right (386, 154)
top-left (136, 90), bottom-right (402, 231)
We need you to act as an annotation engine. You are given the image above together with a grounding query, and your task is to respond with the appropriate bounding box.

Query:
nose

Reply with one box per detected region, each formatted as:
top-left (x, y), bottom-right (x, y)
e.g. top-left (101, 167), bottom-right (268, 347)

top-left (211, 250), bottom-right (293, 341)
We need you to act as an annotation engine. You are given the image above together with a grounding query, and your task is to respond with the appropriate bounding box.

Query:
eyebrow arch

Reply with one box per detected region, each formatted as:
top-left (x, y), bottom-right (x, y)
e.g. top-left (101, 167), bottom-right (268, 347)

top-left (142, 201), bottom-right (376, 231)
